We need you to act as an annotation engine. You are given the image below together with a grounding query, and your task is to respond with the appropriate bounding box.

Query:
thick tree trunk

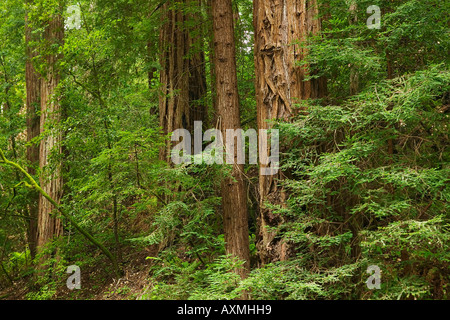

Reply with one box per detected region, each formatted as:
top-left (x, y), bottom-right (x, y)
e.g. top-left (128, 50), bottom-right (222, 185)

top-left (159, 2), bottom-right (190, 162)
top-left (187, 0), bottom-right (208, 130)
top-left (159, 0), bottom-right (207, 161)
top-left (253, 0), bottom-right (327, 263)
top-left (188, 36), bottom-right (208, 130)
top-left (25, 10), bottom-right (41, 260)
top-left (211, 0), bottom-right (250, 280)
top-left (37, 13), bottom-right (64, 255)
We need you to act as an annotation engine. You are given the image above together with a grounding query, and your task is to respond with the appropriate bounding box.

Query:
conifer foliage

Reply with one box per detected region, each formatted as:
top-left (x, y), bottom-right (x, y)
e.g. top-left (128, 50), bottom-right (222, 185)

top-left (0, 0), bottom-right (448, 300)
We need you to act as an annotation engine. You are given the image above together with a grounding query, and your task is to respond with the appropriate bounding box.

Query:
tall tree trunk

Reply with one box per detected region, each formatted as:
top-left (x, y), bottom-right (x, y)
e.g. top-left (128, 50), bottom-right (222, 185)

top-left (37, 12), bottom-right (64, 257)
top-left (25, 8), bottom-right (41, 261)
top-left (147, 3), bottom-right (159, 117)
top-left (253, 0), bottom-right (327, 264)
top-left (188, 35), bottom-right (208, 130)
top-left (211, 0), bottom-right (250, 280)
top-left (159, 1), bottom-right (189, 162)
top-left (206, 0), bottom-right (217, 116)
top-left (349, 1), bottom-right (359, 95)
top-left (147, 41), bottom-right (158, 116)
top-left (159, 0), bottom-right (207, 162)
top-left (188, 1), bottom-right (208, 130)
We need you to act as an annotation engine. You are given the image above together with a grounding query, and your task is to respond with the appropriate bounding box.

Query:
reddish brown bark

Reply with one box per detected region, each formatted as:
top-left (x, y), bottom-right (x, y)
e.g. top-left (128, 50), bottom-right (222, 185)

top-left (159, 0), bottom-right (207, 161)
top-left (25, 10), bottom-right (41, 260)
top-left (212, 0), bottom-right (250, 280)
top-left (37, 13), bottom-right (64, 254)
top-left (253, 0), bottom-right (327, 263)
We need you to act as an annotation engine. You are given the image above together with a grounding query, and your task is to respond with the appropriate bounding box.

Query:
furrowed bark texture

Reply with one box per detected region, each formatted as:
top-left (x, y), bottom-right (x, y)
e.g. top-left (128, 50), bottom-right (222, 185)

top-left (159, 0), bottom-right (207, 161)
top-left (25, 10), bottom-right (41, 260)
top-left (212, 0), bottom-right (250, 279)
top-left (37, 14), bottom-right (64, 253)
top-left (188, 0), bottom-right (208, 130)
top-left (254, 0), bottom-right (327, 263)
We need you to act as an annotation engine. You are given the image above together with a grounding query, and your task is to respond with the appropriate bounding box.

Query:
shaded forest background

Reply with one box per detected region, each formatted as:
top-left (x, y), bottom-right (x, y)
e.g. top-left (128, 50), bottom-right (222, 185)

top-left (0, 0), bottom-right (448, 300)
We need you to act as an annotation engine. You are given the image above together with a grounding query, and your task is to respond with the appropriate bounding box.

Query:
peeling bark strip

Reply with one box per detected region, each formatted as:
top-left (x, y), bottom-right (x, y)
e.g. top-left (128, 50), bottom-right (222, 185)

top-left (37, 13), bottom-right (64, 253)
top-left (211, 0), bottom-right (250, 279)
top-left (253, 0), bottom-right (327, 263)
top-left (159, 0), bottom-right (207, 162)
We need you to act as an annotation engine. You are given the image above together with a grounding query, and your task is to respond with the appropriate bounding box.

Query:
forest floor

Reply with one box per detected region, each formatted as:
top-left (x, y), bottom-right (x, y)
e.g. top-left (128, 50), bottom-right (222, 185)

top-left (0, 244), bottom-right (159, 300)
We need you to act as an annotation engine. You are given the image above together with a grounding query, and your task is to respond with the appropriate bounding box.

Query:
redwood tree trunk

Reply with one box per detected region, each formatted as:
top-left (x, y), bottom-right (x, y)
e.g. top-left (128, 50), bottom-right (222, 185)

top-left (212, 0), bottom-right (250, 279)
top-left (159, 2), bottom-right (190, 162)
top-left (37, 13), bottom-right (64, 254)
top-left (25, 8), bottom-right (41, 260)
top-left (159, 0), bottom-right (207, 161)
top-left (349, 1), bottom-right (359, 95)
top-left (206, 0), bottom-right (217, 115)
top-left (253, 0), bottom-right (327, 263)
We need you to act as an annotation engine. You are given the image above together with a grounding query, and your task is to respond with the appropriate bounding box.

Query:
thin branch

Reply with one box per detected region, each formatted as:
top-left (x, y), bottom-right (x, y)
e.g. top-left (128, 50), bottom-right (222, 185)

top-left (0, 148), bottom-right (123, 278)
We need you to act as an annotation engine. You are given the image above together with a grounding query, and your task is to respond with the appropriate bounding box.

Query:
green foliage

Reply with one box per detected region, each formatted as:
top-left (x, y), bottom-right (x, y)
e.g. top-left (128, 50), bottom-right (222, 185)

top-left (307, 0), bottom-right (450, 98)
top-left (141, 254), bottom-right (246, 300)
top-left (0, 0), bottom-right (448, 301)
top-left (361, 216), bottom-right (450, 299)
top-left (277, 61), bottom-right (449, 299)
top-left (240, 259), bottom-right (364, 300)
top-left (25, 240), bottom-right (68, 300)
top-left (129, 163), bottom-right (226, 261)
